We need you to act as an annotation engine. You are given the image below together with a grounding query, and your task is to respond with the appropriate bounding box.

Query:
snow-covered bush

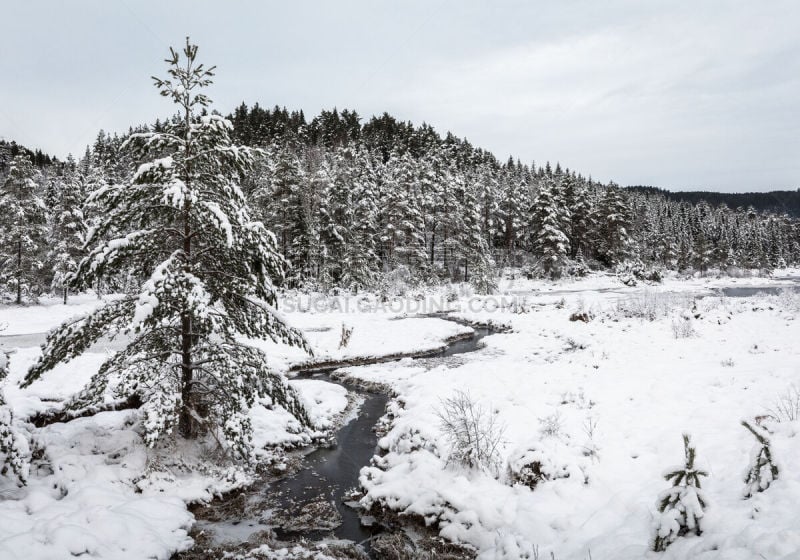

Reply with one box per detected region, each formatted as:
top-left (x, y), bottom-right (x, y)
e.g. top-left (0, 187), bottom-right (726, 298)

top-left (569, 296), bottom-right (595, 322)
top-left (0, 350), bottom-right (30, 485)
top-left (777, 287), bottom-right (800, 312)
top-left (652, 434), bottom-right (708, 552)
top-left (767, 384), bottom-right (800, 422)
top-left (389, 426), bottom-right (440, 456)
top-left (741, 420), bottom-right (779, 498)
top-left (507, 440), bottom-right (573, 490)
top-left (436, 390), bottom-right (505, 475)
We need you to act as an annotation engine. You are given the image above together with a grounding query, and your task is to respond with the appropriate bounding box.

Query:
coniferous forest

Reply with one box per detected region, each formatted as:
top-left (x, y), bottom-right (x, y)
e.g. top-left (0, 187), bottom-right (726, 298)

top-left (1, 106), bottom-right (798, 302)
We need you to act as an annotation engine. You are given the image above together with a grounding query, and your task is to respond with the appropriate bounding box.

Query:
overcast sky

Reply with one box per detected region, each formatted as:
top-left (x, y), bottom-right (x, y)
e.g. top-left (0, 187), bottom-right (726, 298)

top-left (2, 1), bottom-right (798, 192)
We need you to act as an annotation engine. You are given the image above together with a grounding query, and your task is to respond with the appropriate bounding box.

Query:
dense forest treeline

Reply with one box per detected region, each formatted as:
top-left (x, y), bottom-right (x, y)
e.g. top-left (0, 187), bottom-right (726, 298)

top-left (627, 186), bottom-right (800, 218)
top-left (1, 104), bottom-right (799, 300)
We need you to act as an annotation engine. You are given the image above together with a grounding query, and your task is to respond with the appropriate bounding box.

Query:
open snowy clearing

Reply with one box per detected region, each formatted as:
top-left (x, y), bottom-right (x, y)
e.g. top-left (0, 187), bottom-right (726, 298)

top-left (0, 271), bottom-right (798, 559)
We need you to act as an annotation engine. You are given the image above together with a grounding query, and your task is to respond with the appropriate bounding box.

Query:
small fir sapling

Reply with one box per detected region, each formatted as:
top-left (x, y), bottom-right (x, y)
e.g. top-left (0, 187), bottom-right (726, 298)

top-left (652, 434), bottom-right (708, 552)
top-left (741, 420), bottom-right (779, 498)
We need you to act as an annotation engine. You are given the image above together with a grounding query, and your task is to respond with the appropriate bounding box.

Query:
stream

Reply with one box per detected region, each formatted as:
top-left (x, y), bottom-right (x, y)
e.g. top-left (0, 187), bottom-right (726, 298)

top-left (189, 319), bottom-right (495, 557)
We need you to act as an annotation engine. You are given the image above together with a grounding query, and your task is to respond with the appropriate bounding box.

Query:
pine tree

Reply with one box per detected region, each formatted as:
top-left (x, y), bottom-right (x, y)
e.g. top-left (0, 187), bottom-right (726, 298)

top-left (531, 177), bottom-right (570, 279)
top-left (569, 184), bottom-right (595, 259)
top-left (22, 39), bottom-right (312, 459)
top-left (653, 434), bottom-right (708, 552)
top-left (691, 231), bottom-right (713, 273)
top-left (379, 151), bottom-right (428, 275)
top-left (595, 185), bottom-right (633, 267)
top-left (0, 155), bottom-right (48, 304)
top-left (458, 178), bottom-right (497, 293)
top-left (318, 146), bottom-right (380, 290)
top-left (47, 162), bottom-right (87, 303)
top-left (741, 420), bottom-right (779, 498)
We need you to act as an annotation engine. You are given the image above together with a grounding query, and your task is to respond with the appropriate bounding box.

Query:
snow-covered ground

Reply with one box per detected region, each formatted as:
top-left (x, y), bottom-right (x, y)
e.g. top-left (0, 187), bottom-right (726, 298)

top-left (0, 294), bottom-right (474, 560)
top-left (348, 272), bottom-right (800, 559)
top-left (0, 270), bottom-right (799, 559)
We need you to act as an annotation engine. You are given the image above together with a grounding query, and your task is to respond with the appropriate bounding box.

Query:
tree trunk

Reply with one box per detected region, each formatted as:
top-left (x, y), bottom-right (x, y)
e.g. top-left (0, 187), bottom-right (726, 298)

top-left (63, 286), bottom-right (67, 305)
top-left (15, 240), bottom-right (21, 304)
top-left (178, 74), bottom-right (196, 440)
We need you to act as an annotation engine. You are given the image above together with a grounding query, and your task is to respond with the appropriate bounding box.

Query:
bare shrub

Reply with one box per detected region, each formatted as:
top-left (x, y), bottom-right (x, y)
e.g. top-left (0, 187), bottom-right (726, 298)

top-left (671, 313), bottom-right (696, 338)
top-left (538, 411), bottom-right (564, 438)
top-left (767, 385), bottom-right (800, 422)
top-left (338, 323), bottom-right (353, 349)
top-left (437, 390), bottom-right (505, 475)
top-left (582, 416), bottom-right (600, 461)
top-left (616, 289), bottom-right (693, 321)
top-left (720, 358), bottom-right (735, 367)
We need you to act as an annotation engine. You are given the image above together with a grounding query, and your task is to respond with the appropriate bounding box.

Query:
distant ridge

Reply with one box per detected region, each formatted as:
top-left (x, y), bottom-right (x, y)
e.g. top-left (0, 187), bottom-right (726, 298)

top-left (626, 186), bottom-right (800, 218)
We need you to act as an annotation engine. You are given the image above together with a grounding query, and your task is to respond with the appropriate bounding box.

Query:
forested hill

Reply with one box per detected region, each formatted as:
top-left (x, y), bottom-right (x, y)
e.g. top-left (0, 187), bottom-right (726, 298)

top-left (626, 186), bottom-right (800, 218)
top-left (0, 139), bottom-right (59, 172)
top-left (2, 103), bottom-right (799, 297)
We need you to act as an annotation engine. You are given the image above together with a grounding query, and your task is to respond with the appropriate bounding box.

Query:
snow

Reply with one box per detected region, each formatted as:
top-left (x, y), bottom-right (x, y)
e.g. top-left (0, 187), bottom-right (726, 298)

top-left (1, 271), bottom-right (799, 558)
top-left (202, 200), bottom-right (234, 247)
top-left (0, 291), bottom-right (472, 559)
top-left (347, 272), bottom-right (800, 559)
top-left (0, 411), bottom-right (193, 560)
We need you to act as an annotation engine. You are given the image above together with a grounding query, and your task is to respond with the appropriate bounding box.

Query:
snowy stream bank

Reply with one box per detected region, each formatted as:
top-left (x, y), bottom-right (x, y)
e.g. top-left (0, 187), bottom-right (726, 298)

top-left (180, 319), bottom-right (497, 559)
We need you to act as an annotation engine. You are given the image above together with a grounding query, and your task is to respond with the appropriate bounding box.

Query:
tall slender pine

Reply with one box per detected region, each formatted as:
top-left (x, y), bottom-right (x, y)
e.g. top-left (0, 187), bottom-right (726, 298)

top-left (23, 39), bottom-right (311, 458)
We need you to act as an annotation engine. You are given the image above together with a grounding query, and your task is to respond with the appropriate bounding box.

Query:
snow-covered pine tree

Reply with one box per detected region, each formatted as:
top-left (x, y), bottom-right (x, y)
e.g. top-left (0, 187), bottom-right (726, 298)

top-left (249, 144), bottom-right (316, 286)
top-left (0, 155), bottom-right (48, 304)
top-left (498, 159), bottom-right (530, 266)
top-left (341, 149), bottom-right (380, 290)
top-left (569, 183), bottom-right (595, 259)
top-left (0, 348), bottom-right (30, 485)
top-left (459, 175), bottom-right (497, 293)
top-left (531, 177), bottom-right (570, 279)
top-left (691, 231), bottom-right (713, 273)
top-left (47, 161), bottom-right (87, 303)
top-left (22, 39), bottom-right (312, 459)
top-left (318, 145), bottom-right (380, 290)
top-left (595, 184), bottom-right (633, 267)
top-left (379, 151), bottom-right (428, 276)
top-left (741, 420), bottom-right (779, 498)
top-left (653, 434), bottom-right (709, 552)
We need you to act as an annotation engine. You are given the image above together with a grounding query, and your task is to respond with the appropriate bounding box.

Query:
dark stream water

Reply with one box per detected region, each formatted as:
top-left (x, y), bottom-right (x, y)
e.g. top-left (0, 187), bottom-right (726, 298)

top-left (197, 322), bottom-right (494, 554)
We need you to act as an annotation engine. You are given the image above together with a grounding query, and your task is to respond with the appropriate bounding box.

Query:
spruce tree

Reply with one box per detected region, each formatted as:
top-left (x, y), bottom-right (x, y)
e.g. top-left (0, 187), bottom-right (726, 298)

top-left (653, 434), bottom-right (708, 552)
top-left (531, 177), bottom-right (570, 279)
top-left (47, 163), bottom-right (87, 303)
top-left (595, 185), bottom-right (633, 267)
top-left (0, 155), bottom-right (48, 304)
top-left (23, 39), bottom-right (311, 458)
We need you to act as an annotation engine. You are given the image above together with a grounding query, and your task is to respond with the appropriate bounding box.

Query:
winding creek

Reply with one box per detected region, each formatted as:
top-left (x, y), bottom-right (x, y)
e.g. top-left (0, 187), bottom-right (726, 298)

top-left (189, 320), bottom-right (495, 557)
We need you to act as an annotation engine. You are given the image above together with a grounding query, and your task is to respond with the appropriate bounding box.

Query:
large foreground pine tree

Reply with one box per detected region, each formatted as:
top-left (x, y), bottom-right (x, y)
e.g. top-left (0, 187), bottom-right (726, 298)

top-left (23, 39), bottom-right (311, 458)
